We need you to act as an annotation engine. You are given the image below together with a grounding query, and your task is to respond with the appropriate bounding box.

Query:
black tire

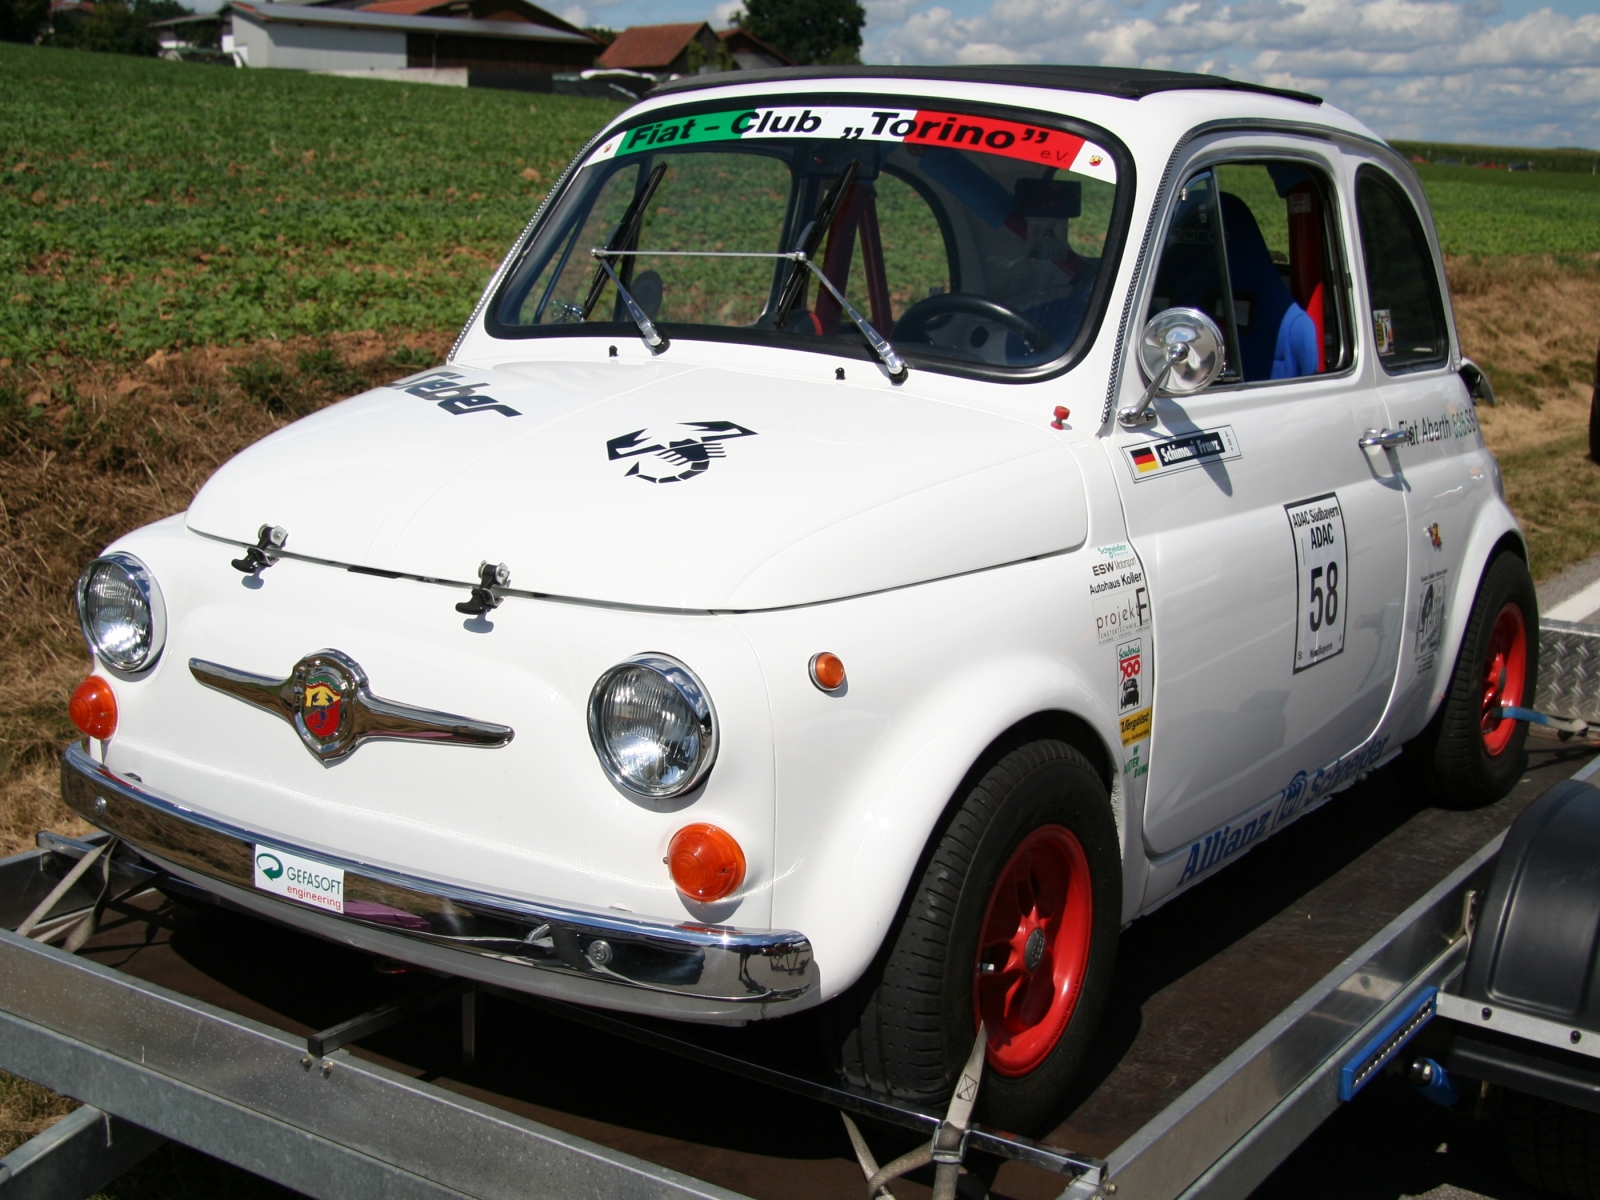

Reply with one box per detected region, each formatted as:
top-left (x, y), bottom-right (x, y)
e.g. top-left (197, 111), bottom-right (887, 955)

top-left (1589, 337), bottom-right (1600, 463)
top-left (1403, 550), bottom-right (1539, 809)
top-left (823, 739), bottom-right (1121, 1134)
top-left (1503, 1090), bottom-right (1600, 1199)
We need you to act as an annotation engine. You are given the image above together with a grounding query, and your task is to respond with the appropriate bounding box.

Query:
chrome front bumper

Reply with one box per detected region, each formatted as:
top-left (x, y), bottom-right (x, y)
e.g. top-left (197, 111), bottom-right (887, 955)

top-left (60, 743), bottom-right (814, 1020)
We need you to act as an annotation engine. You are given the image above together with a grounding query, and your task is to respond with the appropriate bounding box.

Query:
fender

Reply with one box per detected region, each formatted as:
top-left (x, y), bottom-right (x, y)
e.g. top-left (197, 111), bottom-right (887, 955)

top-left (1423, 490), bottom-right (1525, 724)
top-left (766, 650), bottom-right (1121, 1008)
top-left (1440, 777), bottom-right (1600, 1112)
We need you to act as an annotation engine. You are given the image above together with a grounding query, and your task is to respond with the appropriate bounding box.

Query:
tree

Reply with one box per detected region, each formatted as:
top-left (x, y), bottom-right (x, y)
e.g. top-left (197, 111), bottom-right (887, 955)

top-left (0, 0), bottom-right (49, 42)
top-left (735, 0), bottom-right (864, 66)
top-left (48, 0), bottom-right (190, 55)
top-left (583, 25), bottom-right (615, 44)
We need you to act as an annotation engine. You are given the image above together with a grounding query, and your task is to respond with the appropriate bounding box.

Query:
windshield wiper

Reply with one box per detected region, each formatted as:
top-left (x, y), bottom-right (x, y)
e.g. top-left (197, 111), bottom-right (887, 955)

top-left (588, 250), bottom-right (667, 351)
top-left (771, 158), bottom-right (859, 331)
top-left (581, 161), bottom-right (667, 321)
top-left (610, 248), bottom-right (905, 380)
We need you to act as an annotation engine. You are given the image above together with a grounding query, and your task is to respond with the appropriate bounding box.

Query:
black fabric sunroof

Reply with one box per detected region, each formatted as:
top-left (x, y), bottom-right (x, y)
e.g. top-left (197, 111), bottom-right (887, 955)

top-left (650, 65), bottom-right (1322, 106)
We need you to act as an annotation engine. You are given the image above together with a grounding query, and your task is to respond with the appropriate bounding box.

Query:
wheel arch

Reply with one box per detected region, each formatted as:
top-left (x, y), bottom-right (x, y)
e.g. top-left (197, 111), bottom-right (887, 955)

top-left (778, 653), bottom-right (1123, 1009)
top-left (1428, 499), bottom-right (1528, 722)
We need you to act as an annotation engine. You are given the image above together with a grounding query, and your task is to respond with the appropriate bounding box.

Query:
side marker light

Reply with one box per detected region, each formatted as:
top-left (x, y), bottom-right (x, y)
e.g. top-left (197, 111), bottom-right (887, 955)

top-left (668, 823), bottom-right (746, 902)
top-left (809, 652), bottom-right (846, 692)
top-left (70, 676), bottom-right (118, 740)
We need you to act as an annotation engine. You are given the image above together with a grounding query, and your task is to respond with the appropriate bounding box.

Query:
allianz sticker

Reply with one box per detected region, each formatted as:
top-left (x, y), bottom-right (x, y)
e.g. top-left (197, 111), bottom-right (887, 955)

top-left (1122, 425), bottom-right (1240, 481)
top-left (1089, 541), bottom-right (1151, 645)
top-left (586, 107), bottom-right (1116, 181)
top-left (253, 845), bottom-right (345, 915)
top-left (1169, 734), bottom-right (1393, 887)
top-left (1415, 569), bottom-right (1447, 671)
top-left (1285, 493), bottom-right (1347, 673)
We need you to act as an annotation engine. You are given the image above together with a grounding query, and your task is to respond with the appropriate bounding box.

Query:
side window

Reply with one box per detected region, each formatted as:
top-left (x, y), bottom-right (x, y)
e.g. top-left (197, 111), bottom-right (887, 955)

top-left (1149, 160), bottom-right (1348, 385)
top-left (1355, 167), bottom-right (1449, 373)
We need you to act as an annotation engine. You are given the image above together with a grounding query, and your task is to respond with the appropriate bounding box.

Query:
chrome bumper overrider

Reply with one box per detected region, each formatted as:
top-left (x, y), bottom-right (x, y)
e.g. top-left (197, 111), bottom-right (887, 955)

top-left (60, 743), bottom-right (813, 1011)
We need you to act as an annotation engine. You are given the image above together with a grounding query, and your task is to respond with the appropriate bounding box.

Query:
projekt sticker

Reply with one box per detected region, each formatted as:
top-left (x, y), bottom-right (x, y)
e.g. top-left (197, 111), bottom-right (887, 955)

top-left (253, 845), bottom-right (345, 914)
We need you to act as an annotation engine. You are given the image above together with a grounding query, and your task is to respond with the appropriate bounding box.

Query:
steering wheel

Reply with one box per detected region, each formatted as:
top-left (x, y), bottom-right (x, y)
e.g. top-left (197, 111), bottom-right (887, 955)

top-left (891, 293), bottom-right (1055, 357)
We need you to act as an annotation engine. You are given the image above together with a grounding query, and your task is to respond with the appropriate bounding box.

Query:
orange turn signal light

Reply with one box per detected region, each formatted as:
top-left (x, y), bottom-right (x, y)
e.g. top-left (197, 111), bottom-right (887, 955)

top-left (809, 652), bottom-right (846, 692)
top-left (667, 823), bottom-right (746, 903)
top-left (69, 675), bottom-right (118, 740)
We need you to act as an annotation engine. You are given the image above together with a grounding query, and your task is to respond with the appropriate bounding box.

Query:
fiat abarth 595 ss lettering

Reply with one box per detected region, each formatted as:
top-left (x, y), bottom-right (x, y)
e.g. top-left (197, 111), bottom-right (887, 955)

top-left (61, 65), bottom-right (1532, 1132)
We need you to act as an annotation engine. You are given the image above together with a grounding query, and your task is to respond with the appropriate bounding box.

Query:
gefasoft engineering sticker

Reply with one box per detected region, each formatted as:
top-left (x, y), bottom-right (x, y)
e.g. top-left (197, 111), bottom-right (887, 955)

top-left (1285, 493), bottom-right (1347, 672)
top-left (253, 845), bottom-right (345, 914)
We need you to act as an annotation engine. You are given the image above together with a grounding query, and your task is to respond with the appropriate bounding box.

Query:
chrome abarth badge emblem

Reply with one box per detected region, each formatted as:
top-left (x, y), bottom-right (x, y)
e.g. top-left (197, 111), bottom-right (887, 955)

top-left (189, 650), bottom-right (513, 764)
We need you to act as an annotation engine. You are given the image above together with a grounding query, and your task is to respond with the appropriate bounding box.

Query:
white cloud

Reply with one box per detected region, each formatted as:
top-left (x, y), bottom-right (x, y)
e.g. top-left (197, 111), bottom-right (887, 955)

top-left (560, 4), bottom-right (588, 25)
top-left (709, 0), bottom-right (743, 25)
top-left (861, 0), bottom-right (1600, 144)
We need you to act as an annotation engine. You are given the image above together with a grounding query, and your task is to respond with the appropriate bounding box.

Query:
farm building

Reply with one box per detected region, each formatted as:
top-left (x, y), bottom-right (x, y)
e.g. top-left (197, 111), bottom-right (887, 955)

top-left (595, 21), bottom-right (791, 79)
top-left (153, 0), bottom-right (601, 75)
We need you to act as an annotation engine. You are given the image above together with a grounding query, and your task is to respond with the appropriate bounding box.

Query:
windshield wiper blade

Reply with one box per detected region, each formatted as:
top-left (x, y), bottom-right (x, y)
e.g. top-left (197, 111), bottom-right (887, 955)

top-left (615, 248), bottom-right (905, 380)
top-left (581, 161), bottom-right (668, 321)
top-left (589, 250), bottom-right (667, 351)
top-left (771, 158), bottom-right (859, 331)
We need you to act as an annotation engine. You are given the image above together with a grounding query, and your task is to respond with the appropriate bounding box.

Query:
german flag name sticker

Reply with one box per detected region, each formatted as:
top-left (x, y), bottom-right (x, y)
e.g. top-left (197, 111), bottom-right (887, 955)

top-left (1121, 425), bottom-right (1241, 481)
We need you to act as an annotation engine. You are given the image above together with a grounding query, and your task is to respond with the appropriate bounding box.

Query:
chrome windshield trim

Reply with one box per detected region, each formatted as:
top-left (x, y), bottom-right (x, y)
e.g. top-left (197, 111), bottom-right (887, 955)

top-left (60, 743), bottom-right (813, 1006)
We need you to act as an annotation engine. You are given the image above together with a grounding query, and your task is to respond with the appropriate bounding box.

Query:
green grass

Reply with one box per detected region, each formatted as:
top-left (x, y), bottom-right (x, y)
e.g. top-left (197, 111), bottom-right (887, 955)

top-left (0, 42), bottom-right (623, 365)
top-left (6, 41), bottom-right (1600, 367)
top-left (1392, 140), bottom-right (1600, 175)
top-left (1412, 164), bottom-right (1600, 257)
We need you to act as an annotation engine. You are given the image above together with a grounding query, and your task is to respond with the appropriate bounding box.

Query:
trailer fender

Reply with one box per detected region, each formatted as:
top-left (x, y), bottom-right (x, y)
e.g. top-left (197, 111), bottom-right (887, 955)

top-left (1462, 778), bottom-right (1600, 1026)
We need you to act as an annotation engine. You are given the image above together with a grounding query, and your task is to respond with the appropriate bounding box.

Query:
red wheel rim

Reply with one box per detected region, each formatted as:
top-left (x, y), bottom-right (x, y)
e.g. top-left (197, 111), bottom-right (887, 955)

top-left (973, 825), bottom-right (1094, 1077)
top-left (1480, 602), bottom-right (1528, 757)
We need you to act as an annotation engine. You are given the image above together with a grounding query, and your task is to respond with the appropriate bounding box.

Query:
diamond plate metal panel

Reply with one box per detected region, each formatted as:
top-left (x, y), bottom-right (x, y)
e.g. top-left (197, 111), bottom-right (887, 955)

top-left (1537, 619), bottom-right (1600, 723)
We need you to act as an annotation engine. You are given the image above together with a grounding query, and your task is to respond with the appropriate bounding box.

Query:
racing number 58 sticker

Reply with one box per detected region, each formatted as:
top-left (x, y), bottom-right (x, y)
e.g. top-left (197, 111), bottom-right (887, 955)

top-left (1286, 493), bottom-right (1347, 672)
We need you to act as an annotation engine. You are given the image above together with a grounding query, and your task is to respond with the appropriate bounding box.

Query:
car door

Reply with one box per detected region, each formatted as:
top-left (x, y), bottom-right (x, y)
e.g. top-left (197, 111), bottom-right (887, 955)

top-left (1344, 159), bottom-right (1492, 736)
top-left (1107, 141), bottom-right (1410, 879)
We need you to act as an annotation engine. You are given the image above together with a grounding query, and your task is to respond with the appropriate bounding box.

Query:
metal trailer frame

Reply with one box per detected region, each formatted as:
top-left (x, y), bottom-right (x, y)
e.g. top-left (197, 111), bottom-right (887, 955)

top-left (1, 770), bottom-right (1559, 1200)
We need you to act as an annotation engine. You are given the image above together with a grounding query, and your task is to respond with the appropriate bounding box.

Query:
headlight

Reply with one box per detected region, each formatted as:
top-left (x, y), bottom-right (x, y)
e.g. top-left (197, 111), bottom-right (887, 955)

top-left (76, 552), bottom-right (166, 673)
top-left (587, 654), bottom-right (717, 798)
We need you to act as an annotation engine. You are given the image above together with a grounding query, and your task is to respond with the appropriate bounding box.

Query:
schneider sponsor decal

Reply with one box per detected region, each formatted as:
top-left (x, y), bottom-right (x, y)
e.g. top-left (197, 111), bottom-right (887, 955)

top-left (1285, 493), bottom-right (1347, 673)
top-left (1089, 541), bottom-right (1151, 645)
top-left (1122, 425), bottom-right (1240, 481)
top-left (1270, 736), bottom-right (1392, 831)
top-left (586, 107), bottom-right (1116, 181)
top-left (253, 846), bottom-right (345, 914)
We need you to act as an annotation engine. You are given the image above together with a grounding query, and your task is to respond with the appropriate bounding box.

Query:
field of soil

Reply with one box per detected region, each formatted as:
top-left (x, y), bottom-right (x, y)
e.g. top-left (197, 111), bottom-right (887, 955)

top-left (3, 39), bottom-right (1600, 1197)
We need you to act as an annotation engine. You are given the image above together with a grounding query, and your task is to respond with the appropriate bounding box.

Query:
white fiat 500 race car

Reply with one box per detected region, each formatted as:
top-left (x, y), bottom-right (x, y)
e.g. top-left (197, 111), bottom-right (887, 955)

top-left (64, 65), bottom-right (1532, 1132)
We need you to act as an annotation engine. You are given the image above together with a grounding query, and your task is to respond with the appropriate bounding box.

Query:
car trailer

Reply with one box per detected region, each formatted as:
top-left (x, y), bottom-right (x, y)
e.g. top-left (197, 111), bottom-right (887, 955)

top-left (6, 679), bottom-right (1600, 1200)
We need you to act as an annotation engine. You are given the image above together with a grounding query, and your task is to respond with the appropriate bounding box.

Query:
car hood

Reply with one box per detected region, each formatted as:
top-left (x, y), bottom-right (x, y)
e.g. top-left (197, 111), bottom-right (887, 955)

top-left (185, 360), bottom-right (1089, 610)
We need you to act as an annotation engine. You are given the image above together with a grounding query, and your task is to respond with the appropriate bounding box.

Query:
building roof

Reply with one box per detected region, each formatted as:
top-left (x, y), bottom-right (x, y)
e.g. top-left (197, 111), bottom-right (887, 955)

top-left (717, 26), bottom-right (792, 65)
top-left (356, 0), bottom-right (591, 36)
top-left (597, 21), bottom-right (707, 71)
top-left (230, 0), bottom-right (596, 40)
top-left (653, 64), bottom-right (1321, 105)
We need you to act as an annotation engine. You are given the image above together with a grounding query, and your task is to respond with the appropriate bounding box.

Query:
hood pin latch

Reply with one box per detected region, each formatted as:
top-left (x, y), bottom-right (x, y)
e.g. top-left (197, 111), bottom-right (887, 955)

top-left (231, 524), bottom-right (287, 575)
top-left (456, 561), bottom-right (509, 618)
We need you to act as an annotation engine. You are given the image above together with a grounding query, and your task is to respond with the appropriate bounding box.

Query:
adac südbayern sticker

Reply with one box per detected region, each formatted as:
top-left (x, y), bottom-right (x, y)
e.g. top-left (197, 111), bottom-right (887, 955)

top-left (586, 107), bottom-right (1116, 182)
top-left (1285, 492), bottom-right (1347, 673)
top-left (1121, 425), bottom-right (1241, 481)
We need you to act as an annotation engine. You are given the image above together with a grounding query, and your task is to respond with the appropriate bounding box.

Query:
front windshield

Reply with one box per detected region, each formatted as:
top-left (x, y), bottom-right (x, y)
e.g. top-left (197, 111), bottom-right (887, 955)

top-left (488, 99), bottom-right (1126, 373)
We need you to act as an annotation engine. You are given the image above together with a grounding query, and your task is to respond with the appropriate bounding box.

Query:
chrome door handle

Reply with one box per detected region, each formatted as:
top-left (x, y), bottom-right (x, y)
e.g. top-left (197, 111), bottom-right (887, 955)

top-left (1358, 428), bottom-right (1411, 450)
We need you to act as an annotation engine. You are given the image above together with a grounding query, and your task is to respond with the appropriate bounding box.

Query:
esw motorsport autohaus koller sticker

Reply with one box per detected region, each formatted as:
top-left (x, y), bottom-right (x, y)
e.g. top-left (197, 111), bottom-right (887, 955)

top-left (1285, 493), bottom-right (1347, 672)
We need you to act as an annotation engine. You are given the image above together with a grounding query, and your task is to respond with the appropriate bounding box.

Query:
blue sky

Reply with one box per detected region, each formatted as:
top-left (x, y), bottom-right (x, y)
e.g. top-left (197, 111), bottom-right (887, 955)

top-left (554, 0), bottom-right (1600, 146)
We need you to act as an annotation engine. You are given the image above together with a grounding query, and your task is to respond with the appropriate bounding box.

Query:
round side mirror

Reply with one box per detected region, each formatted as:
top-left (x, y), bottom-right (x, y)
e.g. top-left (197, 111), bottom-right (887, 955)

top-left (1137, 307), bottom-right (1226, 395)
